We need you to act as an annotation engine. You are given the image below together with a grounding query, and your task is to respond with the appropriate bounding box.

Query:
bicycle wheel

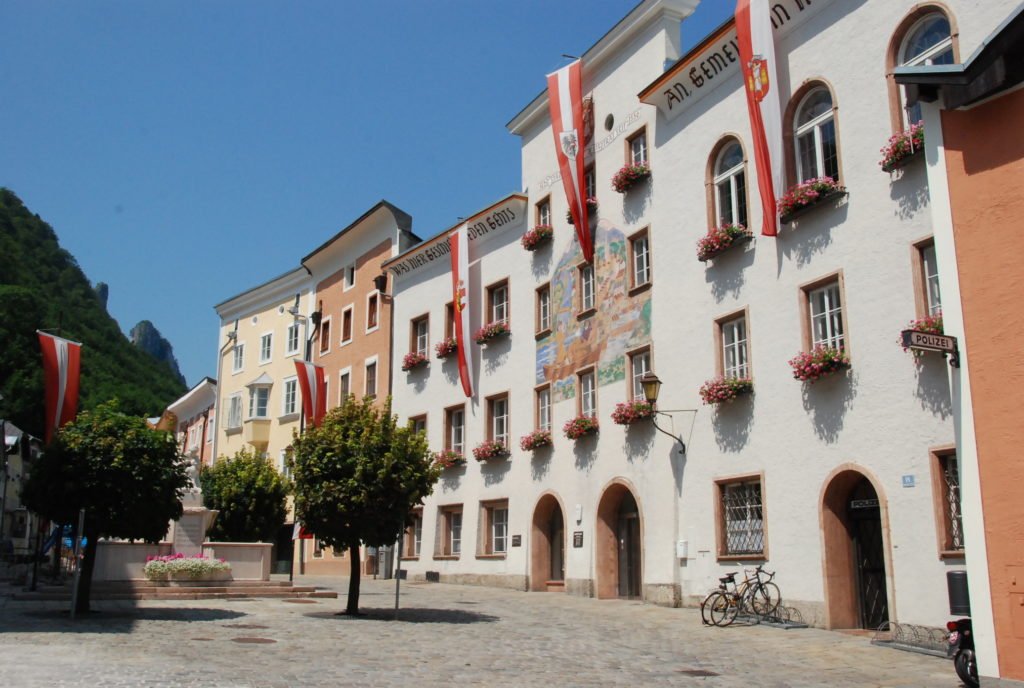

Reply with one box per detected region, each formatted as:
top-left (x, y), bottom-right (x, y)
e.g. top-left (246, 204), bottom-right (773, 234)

top-left (706, 590), bottom-right (739, 627)
top-left (750, 581), bottom-right (781, 618)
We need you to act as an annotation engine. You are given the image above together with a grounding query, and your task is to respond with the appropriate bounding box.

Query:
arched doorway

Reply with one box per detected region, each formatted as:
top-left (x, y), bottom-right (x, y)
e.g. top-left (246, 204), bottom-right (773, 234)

top-left (596, 481), bottom-right (643, 600)
top-left (821, 467), bottom-right (891, 629)
top-left (530, 494), bottom-right (566, 592)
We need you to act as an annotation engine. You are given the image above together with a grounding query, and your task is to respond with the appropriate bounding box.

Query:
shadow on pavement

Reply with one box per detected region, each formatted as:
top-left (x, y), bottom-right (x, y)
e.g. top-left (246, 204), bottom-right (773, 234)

top-left (3, 607), bottom-right (248, 633)
top-left (304, 607), bottom-right (499, 624)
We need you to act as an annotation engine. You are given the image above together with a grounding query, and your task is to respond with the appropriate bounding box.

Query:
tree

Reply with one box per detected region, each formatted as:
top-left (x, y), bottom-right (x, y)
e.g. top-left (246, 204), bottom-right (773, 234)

top-left (199, 448), bottom-right (290, 543)
top-left (21, 401), bottom-right (190, 613)
top-left (290, 396), bottom-right (439, 614)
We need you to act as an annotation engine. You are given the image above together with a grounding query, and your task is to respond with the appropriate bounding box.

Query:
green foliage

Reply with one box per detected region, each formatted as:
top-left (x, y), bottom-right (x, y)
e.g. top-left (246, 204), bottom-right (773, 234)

top-left (21, 400), bottom-right (191, 541)
top-left (291, 396), bottom-right (439, 553)
top-left (199, 448), bottom-right (290, 543)
top-left (0, 188), bottom-right (187, 438)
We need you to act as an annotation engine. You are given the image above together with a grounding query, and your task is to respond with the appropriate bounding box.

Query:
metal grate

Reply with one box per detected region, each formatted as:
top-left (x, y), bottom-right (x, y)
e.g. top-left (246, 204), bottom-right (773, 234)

top-left (722, 482), bottom-right (764, 555)
top-left (943, 455), bottom-right (964, 551)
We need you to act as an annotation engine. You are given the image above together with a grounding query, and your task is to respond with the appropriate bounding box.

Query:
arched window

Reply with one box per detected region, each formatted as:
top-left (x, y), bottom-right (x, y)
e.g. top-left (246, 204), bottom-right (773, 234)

top-left (794, 87), bottom-right (839, 183)
top-left (713, 140), bottom-right (747, 227)
top-left (899, 12), bottom-right (954, 125)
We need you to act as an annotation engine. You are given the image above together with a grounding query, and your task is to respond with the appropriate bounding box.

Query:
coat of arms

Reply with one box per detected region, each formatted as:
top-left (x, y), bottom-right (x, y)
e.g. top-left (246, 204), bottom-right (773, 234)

top-left (560, 130), bottom-right (579, 160)
top-left (747, 56), bottom-right (770, 102)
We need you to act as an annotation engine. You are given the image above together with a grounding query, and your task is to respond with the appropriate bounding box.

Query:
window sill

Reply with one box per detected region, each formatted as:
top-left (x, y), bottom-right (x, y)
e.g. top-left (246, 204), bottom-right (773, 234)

top-left (628, 282), bottom-right (651, 297)
top-left (475, 553), bottom-right (507, 560)
top-left (716, 554), bottom-right (766, 563)
top-left (400, 556), bottom-right (420, 562)
top-left (433, 555), bottom-right (460, 561)
top-left (576, 308), bottom-right (597, 321)
top-left (258, 360), bottom-right (272, 367)
top-left (939, 550), bottom-right (966, 560)
top-left (224, 426), bottom-right (242, 435)
top-left (535, 327), bottom-right (552, 340)
top-left (365, 326), bottom-right (380, 336)
top-left (278, 413), bottom-right (299, 423)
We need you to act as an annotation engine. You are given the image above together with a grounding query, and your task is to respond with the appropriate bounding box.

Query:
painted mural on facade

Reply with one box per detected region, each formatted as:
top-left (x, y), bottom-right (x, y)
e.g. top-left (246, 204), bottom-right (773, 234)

top-left (536, 220), bottom-right (651, 402)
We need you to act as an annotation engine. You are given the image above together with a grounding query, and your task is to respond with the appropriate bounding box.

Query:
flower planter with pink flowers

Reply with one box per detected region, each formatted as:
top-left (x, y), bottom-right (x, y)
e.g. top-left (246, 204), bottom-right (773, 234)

top-left (435, 337), bottom-right (457, 360)
top-left (519, 430), bottom-right (553, 451)
top-left (401, 351), bottom-right (428, 372)
top-left (472, 440), bottom-right (509, 462)
top-left (611, 163), bottom-right (651, 193)
top-left (900, 313), bottom-right (943, 357)
top-left (788, 346), bottom-right (850, 383)
top-left (563, 416), bottom-right (599, 440)
top-left (610, 400), bottom-right (656, 426)
top-left (880, 122), bottom-right (924, 173)
top-left (433, 450), bottom-right (466, 469)
top-left (699, 377), bottom-right (753, 405)
top-left (521, 224), bottom-right (554, 251)
top-left (474, 321), bottom-right (510, 345)
top-left (778, 177), bottom-right (847, 225)
top-left (697, 224), bottom-right (753, 263)
top-left (566, 197), bottom-right (599, 225)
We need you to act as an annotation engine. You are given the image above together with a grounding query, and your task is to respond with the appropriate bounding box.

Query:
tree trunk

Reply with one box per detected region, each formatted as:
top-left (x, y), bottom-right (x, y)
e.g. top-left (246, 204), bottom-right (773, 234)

top-left (345, 543), bottom-right (361, 614)
top-left (75, 526), bottom-right (99, 615)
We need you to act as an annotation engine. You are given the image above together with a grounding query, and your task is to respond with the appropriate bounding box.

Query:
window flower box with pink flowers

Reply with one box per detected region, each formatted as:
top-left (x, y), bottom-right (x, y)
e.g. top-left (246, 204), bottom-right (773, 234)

top-left (472, 440), bottom-right (509, 462)
top-left (610, 400), bottom-right (656, 426)
top-left (521, 224), bottom-right (554, 251)
top-left (698, 377), bottom-right (753, 405)
top-left (788, 346), bottom-right (850, 383)
top-left (901, 313), bottom-right (943, 356)
top-left (696, 224), bottom-right (753, 263)
top-left (778, 177), bottom-right (847, 225)
top-left (880, 122), bottom-right (924, 173)
top-left (435, 337), bottom-right (457, 360)
top-left (611, 162), bottom-right (651, 193)
top-left (401, 351), bottom-right (428, 371)
top-left (566, 197), bottom-right (599, 225)
top-left (433, 450), bottom-right (465, 469)
top-left (519, 430), bottom-right (553, 451)
top-left (563, 416), bottom-right (599, 440)
top-left (474, 321), bottom-right (510, 345)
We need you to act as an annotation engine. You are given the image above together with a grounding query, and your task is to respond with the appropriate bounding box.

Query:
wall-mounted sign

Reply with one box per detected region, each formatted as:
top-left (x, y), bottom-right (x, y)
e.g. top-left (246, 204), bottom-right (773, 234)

top-left (902, 475), bottom-right (915, 488)
top-left (851, 499), bottom-right (880, 510)
top-left (900, 330), bottom-right (960, 367)
top-left (573, 531), bottom-right (584, 548)
top-left (511, 535), bottom-right (521, 548)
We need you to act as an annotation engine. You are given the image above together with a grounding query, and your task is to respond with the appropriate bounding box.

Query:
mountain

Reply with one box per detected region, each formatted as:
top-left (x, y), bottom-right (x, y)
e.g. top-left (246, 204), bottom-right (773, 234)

top-left (0, 188), bottom-right (187, 439)
top-left (130, 320), bottom-right (186, 386)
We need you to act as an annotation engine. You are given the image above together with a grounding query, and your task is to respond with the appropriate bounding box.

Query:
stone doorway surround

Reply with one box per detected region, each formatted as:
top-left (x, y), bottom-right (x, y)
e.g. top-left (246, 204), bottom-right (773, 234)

top-left (529, 491), bottom-right (567, 592)
top-left (595, 478), bottom-right (644, 600)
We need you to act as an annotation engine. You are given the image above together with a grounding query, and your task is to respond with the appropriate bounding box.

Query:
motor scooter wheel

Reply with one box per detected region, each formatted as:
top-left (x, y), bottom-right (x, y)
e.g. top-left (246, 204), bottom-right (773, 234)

top-left (954, 648), bottom-right (979, 688)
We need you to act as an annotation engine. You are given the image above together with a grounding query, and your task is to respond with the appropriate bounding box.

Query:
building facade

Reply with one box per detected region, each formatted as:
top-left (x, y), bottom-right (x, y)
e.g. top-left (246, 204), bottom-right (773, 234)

top-left (166, 376), bottom-right (217, 469)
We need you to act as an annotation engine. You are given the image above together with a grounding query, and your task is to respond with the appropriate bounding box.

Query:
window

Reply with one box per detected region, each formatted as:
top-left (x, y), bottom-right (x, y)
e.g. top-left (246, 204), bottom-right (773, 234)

top-left (280, 448), bottom-right (292, 480)
top-left (629, 230), bottom-right (651, 289)
top-left (713, 139), bottom-right (748, 227)
top-left (365, 359), bottom-right (377, 399)
top-left (366, 293), bottom-right (379, 331)
top-left (628, 128), bottom-right (648, 165)
top-left (187, 425), bottom-right (199, 451)
top-left (341, 306), bottom-right (353, 344)
top-left (412, 315), bottom-right (429, 355)
top-left (717, 475), bottom-right (765, 557)
top-left (628, 349), bottom-right (651, 401)
top-left (404, 509), bottom-right (423, 558)
top-left (286, 323), bottom-right (300, 356)
top-left (232, 344), bottom-right (244, 373)
top-left (480, 501), bottom-right (509, 556)
top-left (916, 240), bottom-right (942, 316)
top-left (343, 263), bottom-right (356, 290)
top-left (899, 13), bottom-right (954, 125)
top-left (536, 197), bottom-right (551, 226)
top-left (445, 302), bottom-right (456, 339)
top-left (445, 405), bottom-right (465, 455)
top-left (437, 505), bottom-right (463, 557)
top-left (488, 393), bottom-right (509, 446)
top-left (227, 394), bottom-right (243, 429)
top-left (807, 279), bottom-right (845, 350)
top-left (339, 369), bottom-right (351, 406)
top-left (794, 86), bottom-right (839, 183)
top-left (584, 165), bottom-right (596, 199)
top-left (578, 369), bottom-right (596, 418)
top-left (282, 377), bottom-right (298, 416)
top-left (578, 264), bottom-right (595, 313)
top-left (248, 386), bottom-right (270, 419)
top-left (259, 333), bottom-right (272, 363)
top-left (536, 283), bottom-right (551, 334)
top-left (535, 385), bottom-right (551, 431)
top-left (719, 314), bottom-right (750, 379)
top-left (319, 318), bottom-right (331, 355)
top-left (207, 416), bottom-right (215, 441)
top-left (410, 414), bottom-right (426, 436)
top-left (487, 279), bottom-right (509, 324)
top-left (931, 448), bottom-right (964, 556)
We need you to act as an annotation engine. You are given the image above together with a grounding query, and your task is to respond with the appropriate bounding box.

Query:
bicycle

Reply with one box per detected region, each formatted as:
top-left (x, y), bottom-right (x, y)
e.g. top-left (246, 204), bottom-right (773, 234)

top-left (701, 565), bottom-right (781, 626)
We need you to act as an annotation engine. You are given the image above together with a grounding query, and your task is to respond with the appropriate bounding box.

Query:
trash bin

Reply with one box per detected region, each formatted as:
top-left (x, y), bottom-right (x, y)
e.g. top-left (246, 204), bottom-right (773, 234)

top-left (947, 570), bottom-right (971, 616)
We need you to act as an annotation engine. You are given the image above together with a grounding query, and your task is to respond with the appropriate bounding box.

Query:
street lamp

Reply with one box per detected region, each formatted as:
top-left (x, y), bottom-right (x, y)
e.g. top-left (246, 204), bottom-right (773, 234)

top-left (640, 372), bottom-right (696, 455)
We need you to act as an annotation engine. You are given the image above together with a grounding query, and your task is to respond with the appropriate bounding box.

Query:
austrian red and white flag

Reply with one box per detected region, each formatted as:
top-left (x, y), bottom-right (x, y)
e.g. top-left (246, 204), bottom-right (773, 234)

top-left (37, 331), bottom-right (82, 443)
top-left (294, 360), bottom-right (327, 428)
top-left (547, 60), bottom-right (593, 262)
top-left (449, 224), bottom-right (474, 398)
top-left (736, 0), bottom-right (784, 237)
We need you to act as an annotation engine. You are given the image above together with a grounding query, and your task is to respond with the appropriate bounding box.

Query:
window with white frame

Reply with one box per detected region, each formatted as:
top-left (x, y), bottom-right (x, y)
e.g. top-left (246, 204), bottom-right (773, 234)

top-left (481, 501), bottom-right (509, 555)
top-left (405, 510), bottom-right (423, 558)
top-left (259, 333), bottom-right (272, 363)
top-left (584, 166), bottom-right (596, 199)
top-left (536, 284), bottom-right (551, 334)
top-left (319, 318), bottom-right (331, 355)
top-left (365, 360), bottom-right (377, 398)
top-left (339, 370), bottom-right (350, 406)
top-left (280, 448), bottom-right (293, 480)
top-left (248, 385), bottom-right (270, 419)
top-left (282, 377), bottom-right (298, 416)
top-left (232, 344), bottom-right (244, 373)
top-left (412, 315), bottom-right (429, 355)
top-left (721, 316), bottom-right (749, 379)
top-left (629, 349), bottom-right (651, 401)
top-left (794, 87), bottom-right (839, 182)
top-left (206, 416), bottom-right (215, 441)
top-left (286, 323), bottom-right (300, 356)
top-left (366, 293), bottom-right (379, 331)
top-left (447, 508), bottom-right (463, 556)
top-left (536, 386), bottom-right (551, 431)
top-left (579, 264), bottom-right (595, 312)
top-left (719, 478), bottom-right (765, 556)
top-left (489, 394), bottom-right (509, 446)
top-left (629, 230), bottom-right (650, 288)
top-left (341, 307), bottom-right (353, 344)
top-left (808, 281), bottom-right (845, 350)
top-left (227, 394), bottom-right (243, 429)
top-left (536, 198), bottom-right (551, 226)
top-left (579, 369), bottom-right (596, 418)
top-left (344, 263), bottom-right (356, 290)
top-left (410, 415), bottom-right (426, 436)
top-left (629, 129), bottom-right (648, 165)
top-left (487, 280), bottom-right (509, 324)
top-left (445, 406), bottom-right (465, 455)
top-left (714, 140), bottom-right (748, 227)
top-left (899, 13), bottom-right (954, 126)
top-left (920, 243), bottom-right (942, 316)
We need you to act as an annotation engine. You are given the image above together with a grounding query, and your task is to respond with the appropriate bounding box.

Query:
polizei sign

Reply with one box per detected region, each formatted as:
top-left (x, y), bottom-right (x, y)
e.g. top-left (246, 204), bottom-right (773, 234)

top-left (901, 330), bottom-right (960, 367)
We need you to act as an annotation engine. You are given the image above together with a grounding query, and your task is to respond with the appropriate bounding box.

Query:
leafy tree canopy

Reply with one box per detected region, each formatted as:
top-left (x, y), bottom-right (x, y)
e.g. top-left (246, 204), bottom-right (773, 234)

top-left (200, 448), bottom-right (290, 543)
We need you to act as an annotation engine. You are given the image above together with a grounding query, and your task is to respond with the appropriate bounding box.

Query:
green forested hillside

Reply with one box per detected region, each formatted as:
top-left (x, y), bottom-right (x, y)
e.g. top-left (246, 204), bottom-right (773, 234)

top-left (0, 188), bottom-right (187, 439)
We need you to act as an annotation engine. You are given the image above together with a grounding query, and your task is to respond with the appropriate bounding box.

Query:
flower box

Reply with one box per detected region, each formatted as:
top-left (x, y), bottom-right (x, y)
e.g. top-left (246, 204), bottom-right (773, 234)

top-left (521, 224), bottom-right (554, 251)
top-left (472, 440), bottom-right (509, 462)
top-left (433, 450), bottom-right (466, 469)
top-left (143, 554), bottom-right (232, 582)
top-left (788, 346), bottom-right (851, 383)
top-left (566, 197), bottom-right (599, 225)
top-left (611, 163), bottom-right (651, 193)
top-left (880, 122), bottom-right (924, 173)
top-left (699, 377), bottom-right (753, 405)
top-left (474, 321), bottom-right (510, 345)
top-left (519, 430), bottom-right (553, 451)
top-left (778, 177), bottom-right (847, 225)
top-left (435, 337), bottom-right (457, 360)
top-left (901, 313), bottom-right (943, 355)
top-left (563, 416), bottom-right (599, 440)
top-left (697, 224), bottom-right (753, 262)
top-left (610, 400), bottom-right (656, 425)
top-left (401, 351), bottom-right (428, 371)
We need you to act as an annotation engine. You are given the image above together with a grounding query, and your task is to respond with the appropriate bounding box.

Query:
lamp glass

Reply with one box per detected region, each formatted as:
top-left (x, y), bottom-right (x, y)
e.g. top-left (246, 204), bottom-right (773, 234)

top-left (640, 372), bottom-right (661, 404)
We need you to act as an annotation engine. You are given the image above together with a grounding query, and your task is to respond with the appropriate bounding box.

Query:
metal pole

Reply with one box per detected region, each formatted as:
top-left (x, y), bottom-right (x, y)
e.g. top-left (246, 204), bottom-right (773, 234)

top-left (394, 531), bottom-right (403, 620)
top-left (0, 419), bottom-right (8, 543)
top-left (29, 519), bottom-right (42, 591)
top-left (69, 508), bottom-right (85, 619)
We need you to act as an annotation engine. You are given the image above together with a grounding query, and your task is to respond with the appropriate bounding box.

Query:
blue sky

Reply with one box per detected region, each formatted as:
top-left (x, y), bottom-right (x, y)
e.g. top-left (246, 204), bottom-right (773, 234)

top-left (0, 1), bottom-right (734, 387)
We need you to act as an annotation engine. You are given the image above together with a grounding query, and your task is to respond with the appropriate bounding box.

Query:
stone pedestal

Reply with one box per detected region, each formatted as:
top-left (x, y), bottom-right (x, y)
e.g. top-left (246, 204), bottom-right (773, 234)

top-left (172, 492), bottom-right (218, 557)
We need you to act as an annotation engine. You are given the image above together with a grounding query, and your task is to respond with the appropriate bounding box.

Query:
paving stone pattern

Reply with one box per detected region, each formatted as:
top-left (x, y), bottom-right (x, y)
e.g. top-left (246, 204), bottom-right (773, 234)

top-left (0, 576), bottom-right (959, 687)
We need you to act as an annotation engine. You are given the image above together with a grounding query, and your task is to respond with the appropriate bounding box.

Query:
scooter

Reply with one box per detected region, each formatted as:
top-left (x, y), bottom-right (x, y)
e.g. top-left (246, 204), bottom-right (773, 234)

top-left (946, 617), bottom-right (978, 688)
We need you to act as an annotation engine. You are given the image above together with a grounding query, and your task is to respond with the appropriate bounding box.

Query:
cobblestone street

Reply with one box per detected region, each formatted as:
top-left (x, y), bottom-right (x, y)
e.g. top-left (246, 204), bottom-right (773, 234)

top-left (0, 575), bottom-right (958, 687)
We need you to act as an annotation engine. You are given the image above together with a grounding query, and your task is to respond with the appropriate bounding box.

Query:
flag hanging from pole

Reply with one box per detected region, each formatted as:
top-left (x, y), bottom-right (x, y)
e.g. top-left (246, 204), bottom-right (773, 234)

top-left (37, 331), bottom-right (82, 443)
top-left (449, 224), bottom-right (474, 398)
top-left (291, 521), bottom-right (314, 540)
top-left (736, 0), bottom-right (784, 237)
top-left (547, 60), bottom-right (593, 262)
top-left (293, 360), bottom-right (327, 428)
